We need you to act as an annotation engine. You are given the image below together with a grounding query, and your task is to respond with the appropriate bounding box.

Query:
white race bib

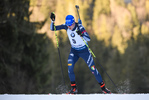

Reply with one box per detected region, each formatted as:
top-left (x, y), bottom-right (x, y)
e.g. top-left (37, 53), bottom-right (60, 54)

top-left (67, 28), bottom-right (86, 50)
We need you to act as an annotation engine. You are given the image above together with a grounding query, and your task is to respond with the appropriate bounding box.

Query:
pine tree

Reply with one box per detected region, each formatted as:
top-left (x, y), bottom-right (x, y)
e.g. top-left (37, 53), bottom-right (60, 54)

top-left (0, 0), bottom-right (52, 93)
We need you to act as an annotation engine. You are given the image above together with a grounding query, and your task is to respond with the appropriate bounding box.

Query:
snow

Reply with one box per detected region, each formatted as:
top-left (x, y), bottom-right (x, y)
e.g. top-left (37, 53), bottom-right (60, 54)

top-left (0, 94), bottom-right (149, 100)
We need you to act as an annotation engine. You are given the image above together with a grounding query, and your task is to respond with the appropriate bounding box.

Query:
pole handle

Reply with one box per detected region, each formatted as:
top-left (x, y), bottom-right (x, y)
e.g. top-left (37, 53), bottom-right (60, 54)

top-left (75, 5), bottom-right (80, 19)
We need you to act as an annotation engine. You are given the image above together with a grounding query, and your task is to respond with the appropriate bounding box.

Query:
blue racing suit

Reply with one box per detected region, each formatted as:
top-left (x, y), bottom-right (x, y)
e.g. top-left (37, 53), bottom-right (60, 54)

top-left (50, 20), bottom-right (103, 83)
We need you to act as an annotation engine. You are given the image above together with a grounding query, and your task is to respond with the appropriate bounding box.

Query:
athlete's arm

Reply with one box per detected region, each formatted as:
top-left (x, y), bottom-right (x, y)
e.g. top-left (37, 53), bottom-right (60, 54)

top-left (50, 22), bottom-right (67, 31)
top-left (77, 24), bottom-right (90, 41)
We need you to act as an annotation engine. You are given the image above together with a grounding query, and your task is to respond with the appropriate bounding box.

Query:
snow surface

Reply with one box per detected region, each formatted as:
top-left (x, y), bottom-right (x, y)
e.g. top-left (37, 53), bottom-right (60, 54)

top-left (0, 94), bottom-right (149, 100)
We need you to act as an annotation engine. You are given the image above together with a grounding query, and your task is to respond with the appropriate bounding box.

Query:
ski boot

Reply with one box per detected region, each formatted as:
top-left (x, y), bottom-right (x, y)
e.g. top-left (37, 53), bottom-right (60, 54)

top-left (99, 81), bottom-right (111, 94)
top-left (67, 82), bottom-right (78, 94)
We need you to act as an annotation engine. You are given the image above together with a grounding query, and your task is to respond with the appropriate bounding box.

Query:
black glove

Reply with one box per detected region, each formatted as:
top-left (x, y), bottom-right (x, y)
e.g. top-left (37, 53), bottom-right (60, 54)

top-left (50, 12), bottom-right (55, 21)
top-left (76, 30), bottom-right (82, 36)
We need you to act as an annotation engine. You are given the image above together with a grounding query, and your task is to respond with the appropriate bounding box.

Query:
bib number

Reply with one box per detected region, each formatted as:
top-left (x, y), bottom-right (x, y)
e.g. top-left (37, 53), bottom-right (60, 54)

top-left (72, 39), bottom-right (76, 44)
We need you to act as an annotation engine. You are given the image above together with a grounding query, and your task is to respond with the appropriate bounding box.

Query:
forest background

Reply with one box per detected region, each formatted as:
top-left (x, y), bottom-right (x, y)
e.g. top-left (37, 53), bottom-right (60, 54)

top-left (0, 0), bottom-right (149, 94)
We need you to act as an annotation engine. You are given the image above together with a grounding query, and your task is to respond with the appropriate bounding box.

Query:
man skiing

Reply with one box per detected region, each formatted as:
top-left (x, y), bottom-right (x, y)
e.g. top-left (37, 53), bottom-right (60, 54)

top-left (50, 12), bottom-right (111, 94)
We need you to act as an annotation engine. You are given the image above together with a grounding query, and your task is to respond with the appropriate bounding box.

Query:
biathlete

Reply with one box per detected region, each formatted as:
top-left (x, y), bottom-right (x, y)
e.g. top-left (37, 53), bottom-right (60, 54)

top-left (50, 12), bottom-right (111, 94)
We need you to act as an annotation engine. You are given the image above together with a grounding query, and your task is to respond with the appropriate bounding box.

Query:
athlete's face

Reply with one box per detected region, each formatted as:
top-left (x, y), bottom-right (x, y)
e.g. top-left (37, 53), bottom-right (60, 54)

top-left (67, 23), bottom-right (75, 30)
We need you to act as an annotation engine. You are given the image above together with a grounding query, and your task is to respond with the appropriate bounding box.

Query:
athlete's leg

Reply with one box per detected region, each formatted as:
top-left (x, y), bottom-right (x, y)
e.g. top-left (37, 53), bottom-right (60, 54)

top-left (68, 49), bottom-right (79, 82)
top-left (80, 49), bottom-right (111, 93)
top-left (80, 49), bottom-right (103, 83)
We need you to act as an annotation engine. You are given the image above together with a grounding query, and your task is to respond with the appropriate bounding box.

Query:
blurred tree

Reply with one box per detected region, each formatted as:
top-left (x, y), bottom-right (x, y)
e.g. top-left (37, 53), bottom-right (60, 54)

top-left (0, 0), bottom-right (52, 93)
top-left (111, 25), bottom-right (124, 53)
top-left (141, 22), bottom-right (149, 35)
top-left (122, 35), bottom-right (149, 93)
top-left (145, 0), bottom-right (149, 20)
top-left (127, 3), bottom-right (140, 39)
top-left (115, 0), bottom-right (126, 7)
top-left (92, 0), bottom-right (110, 37)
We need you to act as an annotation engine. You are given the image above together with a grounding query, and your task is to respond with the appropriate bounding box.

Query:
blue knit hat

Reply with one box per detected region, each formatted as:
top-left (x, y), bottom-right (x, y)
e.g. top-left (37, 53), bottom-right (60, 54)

top-left (65, 15), bottom-right (75, 26)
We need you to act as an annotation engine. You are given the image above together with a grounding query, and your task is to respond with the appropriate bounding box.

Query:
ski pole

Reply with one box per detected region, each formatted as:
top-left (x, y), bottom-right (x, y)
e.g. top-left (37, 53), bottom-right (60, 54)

top-left (75, 5), bottom-right (80, 19)
top-left (53, 19), bottom-right (65, 86)
top-left (75, 5), bottom-right (118, 92)
top-left (81, 37), bottom-right (118, 90)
